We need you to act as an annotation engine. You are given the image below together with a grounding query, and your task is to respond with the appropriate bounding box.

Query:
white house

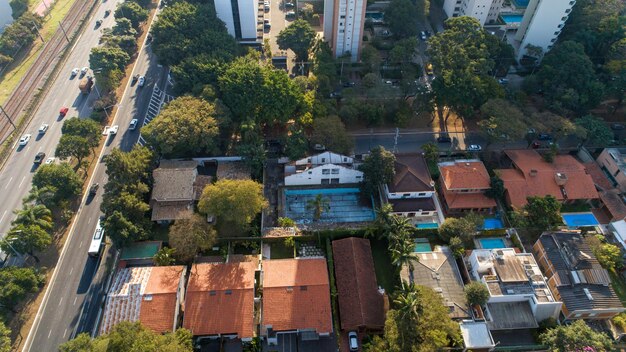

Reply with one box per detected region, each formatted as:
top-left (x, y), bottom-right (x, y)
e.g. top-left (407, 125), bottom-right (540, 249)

top-left (284, 163), bottom-right (363, 186)
top-left (609, 220), bottom-right (626, 252)
top-left (294, 152), bottom-right (354, 167)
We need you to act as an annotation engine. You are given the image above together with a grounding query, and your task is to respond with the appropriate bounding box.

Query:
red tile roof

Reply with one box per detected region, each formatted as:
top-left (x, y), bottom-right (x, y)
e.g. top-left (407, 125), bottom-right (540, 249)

top-left (388, 154), bottom-right (434, 193)
top-left (439, 160), bottom-right (491, 190)
top-left (183, 262), bottom-right (256, 338)
top-left (584, 162), bottom-right (613, 191)
top-left (496, 150), bottom-right (598, 208)
top-left (262, 258), bottom-right (332, 334)
top-left (441, 185), bottom-right (496, 210)
top-left (332, 238), bottom-right (385, 331)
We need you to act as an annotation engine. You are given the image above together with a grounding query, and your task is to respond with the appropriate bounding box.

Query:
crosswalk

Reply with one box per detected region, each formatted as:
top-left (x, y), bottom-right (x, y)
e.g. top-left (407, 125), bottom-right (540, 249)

top-left (137, 85), bottom-right (174, 145)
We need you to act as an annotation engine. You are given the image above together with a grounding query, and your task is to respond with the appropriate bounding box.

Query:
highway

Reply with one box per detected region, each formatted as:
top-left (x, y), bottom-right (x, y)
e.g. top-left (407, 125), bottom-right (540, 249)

top-left (19, 2), bottom-right (170, 351)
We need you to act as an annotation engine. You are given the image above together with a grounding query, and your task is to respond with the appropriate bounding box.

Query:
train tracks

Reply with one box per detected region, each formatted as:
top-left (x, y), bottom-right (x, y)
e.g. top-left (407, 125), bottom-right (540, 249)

top-left (0, 0), bottom-right (95, 143)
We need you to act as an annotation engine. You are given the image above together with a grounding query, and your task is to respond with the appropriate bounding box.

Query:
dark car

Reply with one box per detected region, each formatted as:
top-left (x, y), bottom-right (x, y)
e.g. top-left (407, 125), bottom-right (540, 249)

top-left (531, 141), bottom-right (541, 149)
top-left (343, 81), bottom-right (356, 87)
top-left (285, 2), bottom-right (295, 7)
top-left (89, 183), bottom-right (99, 196)
top-left (131, 74), bottom-right (139, 85)
top-left (611, 123), bottom-right (625, 130)
top-left (34, 152), bottom-right (46, 164)
top-left (537, 133), bottom-right (552, 141)
top-left (437, 133), bottom-right (451, 143)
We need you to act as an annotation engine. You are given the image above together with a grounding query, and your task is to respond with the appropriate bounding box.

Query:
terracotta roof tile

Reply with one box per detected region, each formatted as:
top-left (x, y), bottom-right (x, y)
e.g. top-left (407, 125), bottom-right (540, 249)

top-left (599, 189), bottom-right (626, 222)
top-left (388, 154), bottom-right (434, 193)
top-left (262, 258), bottom-right (332, 334)
top-left (441, 186), bottom-right (496, 210)
top-left (439, 160), bottom-right (491, 190)
top-left (332, 238), bottom-right (385, 331)
top-left (584, 162), bottom-right (613, 191)
top-left (140, 294), bottom-right (178, 333)
top-left (497, 150), bottom-right (598, 208)
top-left (183, 262), bottom-right (256, 338)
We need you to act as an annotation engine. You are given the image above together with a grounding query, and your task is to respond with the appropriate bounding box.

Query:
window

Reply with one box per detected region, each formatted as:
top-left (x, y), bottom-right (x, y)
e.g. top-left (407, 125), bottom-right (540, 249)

top-left (408, 212), bottom-right (415, 217)
top-left (300, 286), bottom-right (308, 291)
top-left (321, 158), bottom-right (326, 162)
top-left (343, 157), bottom-right (348, 162)
top-left (331, 169), bottom-right (339, 174)
top-left (209, 290), bottom-right (217, 296)
top-left (225, 290), bottom-right (233, 295)
top-left (418, 193), bottom-right (425, 196)
top-left (331, 178), bottom-right (340, 184)
top-left (321, 179), bottom-right (330, 184)
top-left (340, 15), bottom-right (345, 19)
top-left (355, 175), bottom-right (362, 179)
top-left (403, 193), bottom-right (411, 197)
top-left (339, 30), bottom-right (344, 33)
top-left (322, 169), bottom-right (330, 175)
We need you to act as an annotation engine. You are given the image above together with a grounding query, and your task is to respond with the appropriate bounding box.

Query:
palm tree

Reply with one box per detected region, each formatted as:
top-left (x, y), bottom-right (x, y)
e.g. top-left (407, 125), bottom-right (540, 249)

top-left (306, 194), bottom-right (330, 221)
top-left (12, 204), bottom-right (53, 231)
top-left (23, 186), bottom-right (56, 206)
top-left (366, 204), bottom-right (394, 239)
top-left (394, 283), bottom-right (422, 322)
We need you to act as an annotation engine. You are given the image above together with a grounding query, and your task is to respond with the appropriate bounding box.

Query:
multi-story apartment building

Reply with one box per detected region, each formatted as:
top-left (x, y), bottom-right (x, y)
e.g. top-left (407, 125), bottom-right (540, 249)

top-left (514, 0), bottom-right (576, 61)
top-left (213, 0), bottom-right (259, 43)
top-left (596, 148), bottom-right (626, 193)
top-left (323, 0), bottom-right (366, 61)
top-left (443, 0), bottom-right (503, 25)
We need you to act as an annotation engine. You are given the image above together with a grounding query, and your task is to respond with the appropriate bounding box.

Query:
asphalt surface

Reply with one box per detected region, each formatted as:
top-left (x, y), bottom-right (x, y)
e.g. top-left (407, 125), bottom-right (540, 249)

top-left (20, 2), bottom-right (169, 350)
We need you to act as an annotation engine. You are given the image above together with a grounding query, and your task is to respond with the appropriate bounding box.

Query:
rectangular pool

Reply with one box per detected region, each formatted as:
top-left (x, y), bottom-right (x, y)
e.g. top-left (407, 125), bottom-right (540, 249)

top-left (414, 239), bottom-right (431, 252)
top-left (501, 14), bottom-right (524, 23)
top-left (562, 212), bottom-right (599, 227)
top-left (416, 222), bottom-right (439, 229)
top-left (482, 218), bottom-right (504, 230)
top-left (284, 188), bottom-right (374, 224)
top-left (479, 238), bottom-right (506, 249)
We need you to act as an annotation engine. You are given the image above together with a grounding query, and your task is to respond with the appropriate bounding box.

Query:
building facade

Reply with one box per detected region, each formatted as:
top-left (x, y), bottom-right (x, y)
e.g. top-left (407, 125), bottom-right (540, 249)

top-left (284, 152), bottom-right (363, 186)
top-left (438, 160), bottom-right (496, 213)
top-left (514, 0), bottom-right (576, 61)
top-left (596, 148), bottom-right (626, 193)
top-left (213, 0), bottom-right (259, 42)
top-left (323, 0), bottom-right (366, 61)
top-left (443, 0), bottom-right (501, 25)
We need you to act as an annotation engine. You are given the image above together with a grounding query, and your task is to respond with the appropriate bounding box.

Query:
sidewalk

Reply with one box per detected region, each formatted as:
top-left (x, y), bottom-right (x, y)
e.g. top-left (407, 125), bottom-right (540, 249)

top-left (348, 110), bottom-right (466, 135)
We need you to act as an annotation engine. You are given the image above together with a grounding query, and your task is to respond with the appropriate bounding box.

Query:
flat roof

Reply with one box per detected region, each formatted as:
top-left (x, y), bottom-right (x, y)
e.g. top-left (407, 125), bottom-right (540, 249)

top-left (487, 301), bottom-right (538, 330)
top-left (460, 321), bottom-right (495, 349)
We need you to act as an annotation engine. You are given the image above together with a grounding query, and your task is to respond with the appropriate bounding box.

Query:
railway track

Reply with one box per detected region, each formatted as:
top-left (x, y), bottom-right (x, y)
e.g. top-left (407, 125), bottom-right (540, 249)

top-left (0, 0), bottom-right (95, 143)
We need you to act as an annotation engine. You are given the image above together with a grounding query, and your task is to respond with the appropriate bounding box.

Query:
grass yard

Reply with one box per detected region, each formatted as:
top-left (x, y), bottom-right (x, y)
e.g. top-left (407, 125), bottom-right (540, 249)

top-left (0, 0), bottom-right (79, 104)
top-left (370, 238), bottom-right (399, 295)
top-left (610, 271), bottom-right (626, 306)
top-left (269, 241), bottom-right (295, 259)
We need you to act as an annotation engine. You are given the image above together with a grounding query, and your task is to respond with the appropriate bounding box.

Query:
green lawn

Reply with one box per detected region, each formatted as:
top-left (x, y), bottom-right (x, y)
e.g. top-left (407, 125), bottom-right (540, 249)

top-left (610, 271), bottom-right (626, 306)
top-left (370, 238), bottom-right (400, 295)
top-left (269, 241), bottom-right (295, 259)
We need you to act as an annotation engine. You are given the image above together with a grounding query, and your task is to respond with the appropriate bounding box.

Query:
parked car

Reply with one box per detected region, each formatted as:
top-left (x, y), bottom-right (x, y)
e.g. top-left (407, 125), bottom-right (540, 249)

top-left (497, 78), bottom-right (509, 85)
top-left (611, 123), bottom-right (625, 130)
top-left (537, 133), bottom-right (552, 140)
top-left (70, 68), bottom-right (79, 77)
top-left (59, 107), bottom-right (69, 117)
top-left (109, 125), bottom-right (119, 135)
top-left (467, 144), bottom-right (482, 151)
top-left (426, 63), bottom-right (434, 75)
top-left (131, 74), bottom-right (139, 84)
top-left (264, 19), bottom-right (271, 29)
top-left (95, 19), bottom-right (102, 27)
top-left (80, 67), bottom-right (89, 76)
top-left (137, 76), bottom-right (145, 87)
top-left (329, 91), bottom-right (341, 98)
top-left (420, 31), bottom-right (427, 40)
top-left (285, 1), bottom-right (294, 7)
top-left (437, 133), bottom-right (451, 143)
top-left (264, 1), bottom-right (270, 11)
top-left (348, 332), bottom-right (359, 352)
top-left (34, 152), bottom-right (45, 164)
top-left (129, 119), bottom-right (139, 130)
top-left (313, 144), bottom-right (326, 151)
top-left (286, 11), bottom-right (296, 19)
top-left (45, 157), bottom-right (55, 165)
top-left (343, 81), bottom-right (356, 87)
top-left (38, 123), bottom-right (49, 134)
top-left (104, 9), bottom-right (111, 17)
top-left (19, 134), bottom-right (31, 146)
top-left (531, 141), bottom-right (541, 149)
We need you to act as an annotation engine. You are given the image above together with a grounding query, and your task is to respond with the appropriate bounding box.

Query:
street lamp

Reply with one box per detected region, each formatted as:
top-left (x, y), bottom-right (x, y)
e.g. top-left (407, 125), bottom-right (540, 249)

top-left (0, 230), bottom-right (24, 259)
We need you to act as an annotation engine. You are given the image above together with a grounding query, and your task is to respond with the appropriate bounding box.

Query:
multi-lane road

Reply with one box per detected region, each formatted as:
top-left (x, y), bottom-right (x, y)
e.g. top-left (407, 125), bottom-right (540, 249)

top-left (8, 1), bottom-right (170, 350)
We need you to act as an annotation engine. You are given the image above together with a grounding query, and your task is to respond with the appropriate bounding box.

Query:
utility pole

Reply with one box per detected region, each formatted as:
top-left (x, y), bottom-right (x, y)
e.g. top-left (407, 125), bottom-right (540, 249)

top-left (31, 21), bottom-right (44, 43)
top-left (59, 21), bottom-right (70, 43)
top-left (393, 127), bottom-right (399, 153)
top-left (0, 104), bottom-right (15, 129)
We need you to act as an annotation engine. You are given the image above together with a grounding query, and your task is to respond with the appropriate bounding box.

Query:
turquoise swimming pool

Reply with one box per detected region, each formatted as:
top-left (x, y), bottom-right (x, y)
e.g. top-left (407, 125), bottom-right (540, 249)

top-left (414, 239), bottom-right (431, 252)
top-left (284, 188), bottom-right (374, 223)
top-left (416, 222), bottom-right (439, 229)
top-left (482, 218), bottom-right (504, 230)
top-left (562, 212), bottom-right (599, 227)
top-left (479, 238), bottom-right (506, 249)
top-left (501, 14), bottom-right (524, 23)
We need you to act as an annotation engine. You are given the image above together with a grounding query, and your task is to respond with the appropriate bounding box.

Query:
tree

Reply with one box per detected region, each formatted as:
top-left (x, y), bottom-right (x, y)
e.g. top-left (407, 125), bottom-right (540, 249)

top-left (0, 267), bottom-right (44, 313)
top-left (311, 115), bottom-right (354, 155)
top-left (540, 320), bottom-right (612, 352)
top-left (153, 247), bottom-right (176, 266)
top-left (535, 41), bottom-right (604, 113)
top-left (60, 322), bottom-right (193, 352)
top-left (23, 185), bottom-right (57, 209)
top-left (523, 196), bottom-right (562, 230)
top-left (575, 115), bottom-right (613, 147)
top-left (198, 179), bottom-right (267, 230)
top-left (12, 203), bottom-right (53, 231)
top-left (384, 0), bottom-right (419, 38)
top-left (464, 281), bottom-right (490, 307)
top-left (168, 214), bottom-right (217, 262)
top-left (359, 146), bottom-right (396, 196)
top-left (361, 72), bottom-right (380, 89)
top-left (448, 237), bottom-right (465, 258)
top-left (361, 46), bottom-right (382, 74)
top-left (438, 216), bottom-right (480, 242)
top-left (114, 1), bottom-right (148, 29)
top-left (0, 321), bottom-right (10, 352)
top-left (1, 224), bottom-right (51, 262)
top-left (142, 96), bottom-right (220, 157)
top-left (9, 0), bottom-right (29, 19)
top-left (104, 210), bottom-right (148, 247)
top-left (277, 19), bottom-right (316, 62)
top-left (61, 117), bottom-right (101, 143)
top-left (478, 99), bottom-right (527, 144)
top-left (485, 175), bottom-right (504, 199)
top-left (103, 146), bottom-right (154, 193)
top-left (32, 163), bottom-right (82, 203)
top-left (89, 46), bottom-right (130, 75)
top-left (389, 230), bottom-right (415, 272)
top-left (55, 135), bottom-right (92, 166)
top-left (306, 194), bottom-right (330, 221)
top-left (592, 242), bottom-right (623, 271)
top-left (421, 142), bottom-right (439, 163)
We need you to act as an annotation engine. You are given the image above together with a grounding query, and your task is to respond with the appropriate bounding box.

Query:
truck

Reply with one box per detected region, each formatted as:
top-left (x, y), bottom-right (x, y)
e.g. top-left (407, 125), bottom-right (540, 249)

top-left (79, 76), bottom-right (94, 94)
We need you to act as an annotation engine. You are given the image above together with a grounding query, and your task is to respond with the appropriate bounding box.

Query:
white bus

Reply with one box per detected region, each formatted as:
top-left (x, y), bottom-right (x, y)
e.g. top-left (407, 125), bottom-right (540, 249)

top-left (88, 218), bottom-right (105, 257)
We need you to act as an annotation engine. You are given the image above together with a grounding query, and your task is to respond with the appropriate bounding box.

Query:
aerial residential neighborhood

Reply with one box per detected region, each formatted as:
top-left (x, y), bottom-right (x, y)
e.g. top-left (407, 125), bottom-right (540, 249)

top-left (0, 0), bottom-right (624, 351)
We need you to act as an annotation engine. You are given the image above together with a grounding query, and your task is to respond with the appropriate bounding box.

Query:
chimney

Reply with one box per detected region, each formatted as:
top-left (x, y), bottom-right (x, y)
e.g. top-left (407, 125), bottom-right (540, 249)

top-left (529, 169), bottom-right (538, 177)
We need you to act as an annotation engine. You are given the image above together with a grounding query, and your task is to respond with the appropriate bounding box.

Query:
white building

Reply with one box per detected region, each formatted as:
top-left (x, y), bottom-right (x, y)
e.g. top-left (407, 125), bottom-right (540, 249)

top-left (213, 0), bottom-right (258, 42)
top-left (514, 0), bottom-right (576, 61)
top-left (323, 0), bottom-right (366, 61)
top-left (284, 152), bottom-right (362, 186)
top-left (466, 248), bottom-right (562, 331)
top-left (609, 220), bottom-right (626, 252)
top-left (443, 0), bottom-right (502, 25)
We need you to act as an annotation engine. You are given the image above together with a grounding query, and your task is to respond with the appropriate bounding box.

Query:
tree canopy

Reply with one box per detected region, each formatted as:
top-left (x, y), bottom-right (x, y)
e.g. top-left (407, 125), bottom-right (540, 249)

top-left (142, 96), bottom-right (221, 157)
top-left (522, 195), bottom-right (562, 230)
top-left (32, 163), bottom-right (82, 204)
top-left (168, 214), bottom-right (217, 263)
top-left (464, 281), bottom-right (490, 306)
top-left (0, 267), bottom-right (44, 313)
top-left (575, 115), bottom-right (613, 147)
top-left (478, 99), bottom-right (527, 143)
top-left (539, 320), bottom-right (612, 352)
top-left (384, 0), bottom-right (419, 38)
top-left (114, 1), bottom-right (148, 29)
top-left (310, 115), bottom-right (354, 155)
top-left (438, 215), bottom-right (482, 242)
top-left (359, 146), bottom-right (396, 196)
top-left (277, 19), bottom-right (316, 62)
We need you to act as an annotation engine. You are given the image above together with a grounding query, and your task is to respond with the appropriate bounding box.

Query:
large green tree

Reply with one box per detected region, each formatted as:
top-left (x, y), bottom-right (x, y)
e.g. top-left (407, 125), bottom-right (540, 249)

top-left (0, 321), bottom-right (10, 352)
top-left (575, 115), bottom-right (613, 147)
top-left (276, 19), bottom-right (316, 62)
top-left (359, 146), bottom-right (396, 196)
top-left (1, 224), bottom-right (51, 262)
top-left (60, 322), bottom-right (193, 352)
top-left (478, 99), bottom-right (527, 144)
top-left (61, 118), bottom-right (101, 142)
top-left (522, 195), bottom-right (562, 230)
top-left (89, 46), bottom-right (130, 74)
top-left (55, 135), bottom-right (92, 166)
top-left (168, 214), bottom-right (217, 263)
top-left (310, 115), bottom-right (354, 155)
top-left (0, 267), bottom-right (44, 313)
top-left (32, 163), bottom-right (82, 203)
top-left (142, 96), bottom-right (220, 157)
top-left (539, 320), bottom-right (612, 352)
top-left (12, 203), bottom-right (53, 231)
top-left (464, 281), bottom-right (490, 306)
top-left (384, 0), bottom-right (419, 38)
top-left (114, 1), bottom-right (149, 29)
top-left (438, 215), bottom-right (482, 242)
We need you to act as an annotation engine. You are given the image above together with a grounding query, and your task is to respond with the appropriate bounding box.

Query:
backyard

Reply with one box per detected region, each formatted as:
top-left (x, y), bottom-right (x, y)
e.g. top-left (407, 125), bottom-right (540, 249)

top-left (370, 238), bottom-right (399, 295)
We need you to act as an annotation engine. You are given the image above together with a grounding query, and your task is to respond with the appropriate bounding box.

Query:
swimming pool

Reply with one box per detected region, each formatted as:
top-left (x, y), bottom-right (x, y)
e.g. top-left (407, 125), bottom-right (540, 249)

top-left (284, 188), bottom-right (374, 223)
top-left (511, 0), bottom-right (529, 8)
top-left (501, 14), bottom-right (524, 23)
top-left (482, 218), bottom-right (504, 230)
top-left (562, 212), bottom-right (599, 227)
top-left (414, 239), bottom-right (431, 252)
top-left (479, 238), bottom-right (506, 249)
top-left (416, 223), bottom-right (439, 229)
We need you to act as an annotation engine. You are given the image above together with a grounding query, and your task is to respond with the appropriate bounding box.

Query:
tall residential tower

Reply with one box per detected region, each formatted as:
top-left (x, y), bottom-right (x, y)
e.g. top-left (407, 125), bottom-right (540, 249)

top-left (443, 0), bottom-right (504, 25)
top-left (213, 0), bottom-right (259, 43)
top-left (323, 0), bottom-right (366, 62)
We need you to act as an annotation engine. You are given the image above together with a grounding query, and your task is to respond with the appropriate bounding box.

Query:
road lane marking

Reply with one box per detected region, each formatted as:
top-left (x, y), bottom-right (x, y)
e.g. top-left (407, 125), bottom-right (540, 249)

top-left (63, 329), bottom-right (67, 338)
top-left (0, 210), bottom-right (6, 224)
top-left (5, 176), bottom-right (12, 189)
top-left (18, 176), bottom-right (26, 188)
top-left (69, 267), bottom-right (73, 275)
top-left (79, 240), bottom-right (83, 248)
top-left (73, 297), bottom-right (77, 306)
top-left (87, 217), bottom-right (91, 225)
top-left (58, 297), bottom-right (63, 306)
top-left (47, 329), bottom-right (51, 338)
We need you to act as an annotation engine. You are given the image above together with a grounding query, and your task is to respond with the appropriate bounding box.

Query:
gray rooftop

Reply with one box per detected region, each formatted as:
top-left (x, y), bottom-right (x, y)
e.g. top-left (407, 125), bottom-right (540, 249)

top-left (487, 301), bottom-right (538, 330)
top-left (401, 247), bottom-right (470, 319)
top-left (151, 160), bottom-right (198, 202)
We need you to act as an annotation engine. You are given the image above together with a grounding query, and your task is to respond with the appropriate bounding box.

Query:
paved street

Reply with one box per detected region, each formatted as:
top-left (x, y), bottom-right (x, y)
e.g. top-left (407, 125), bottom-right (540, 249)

top-left (21, 3), bottom-right (169, 351)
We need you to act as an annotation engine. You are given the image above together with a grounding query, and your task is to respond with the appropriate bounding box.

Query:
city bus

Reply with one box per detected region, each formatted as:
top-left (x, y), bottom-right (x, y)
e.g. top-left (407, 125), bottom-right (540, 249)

top-left (88, 218), bottom-right (105, 257)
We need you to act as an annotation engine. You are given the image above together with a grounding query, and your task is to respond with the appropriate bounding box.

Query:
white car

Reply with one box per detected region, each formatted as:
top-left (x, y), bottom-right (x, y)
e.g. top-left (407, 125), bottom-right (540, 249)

top-left (80, 67), bottom-right (89, 76)
top-left (137, 76), bottom-right (145, 87)
top-left (18, 134), bottom-right (31, 146)
top-left (38, 123), bottom-right (49, 134)
top-left (468, 144), bottom-right (482, 151)
top-left (45, 157), bottom-right (55, 165)
top-left (348, 331), bottom-right (358, 351)
top-left (109, 125), bottom-right (119, 135)
top-left (129, 119), bottom-right (138, 130)
top-left (70, 68), bottom-right (79, 77)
